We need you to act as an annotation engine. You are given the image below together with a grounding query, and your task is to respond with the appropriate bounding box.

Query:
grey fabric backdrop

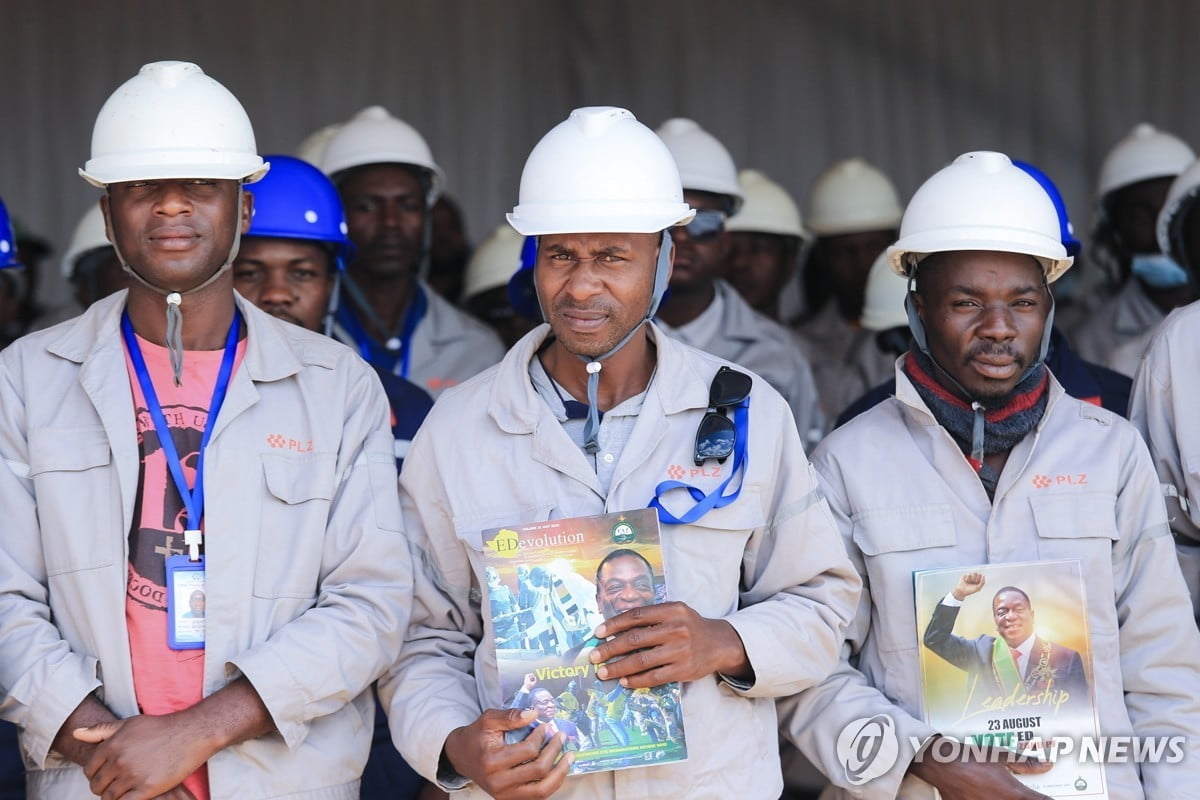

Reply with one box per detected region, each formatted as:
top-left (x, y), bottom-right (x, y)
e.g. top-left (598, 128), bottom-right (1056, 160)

top-left (4, 0), bottom-right (1199, 308)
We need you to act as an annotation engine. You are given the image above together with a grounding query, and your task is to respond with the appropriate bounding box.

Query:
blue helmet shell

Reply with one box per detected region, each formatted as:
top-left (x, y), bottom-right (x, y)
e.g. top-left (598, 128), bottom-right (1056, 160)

top-left (1012, 160), bottom-right (1081, 258)
top-left (246, 155), bottom-right (355, 269)
top-left (0, 196), bottom-right (22, 269)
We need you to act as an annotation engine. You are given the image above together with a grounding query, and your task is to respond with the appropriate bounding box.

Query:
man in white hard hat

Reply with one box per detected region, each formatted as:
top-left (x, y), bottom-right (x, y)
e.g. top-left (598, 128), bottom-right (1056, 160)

top-left (779, 151), bottom-right (1200, 800)
top-left (319, 106), bottom-right (504, 397)
top-left (795, 158), bottom-right (904, 421)
top-left (722, 169), bottom-right (806, 321)
top-left (653, 118), bottom-right (825, 448)
top-left (381, 106), bottom-right (859, 800)
top-left (1073, 123), bottom-right (1196, 366)
top-left (1129, 156), bottom-right (1200, 622)
top-left (461, 224), bottom-right (538, 348)
top-left (0, 62), bottom-right (410, 800)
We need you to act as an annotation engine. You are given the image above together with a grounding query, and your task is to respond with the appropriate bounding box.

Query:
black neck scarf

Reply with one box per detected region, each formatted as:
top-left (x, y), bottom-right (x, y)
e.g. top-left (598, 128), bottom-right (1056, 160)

top-left (903, 348), bottom-right (1049, 499)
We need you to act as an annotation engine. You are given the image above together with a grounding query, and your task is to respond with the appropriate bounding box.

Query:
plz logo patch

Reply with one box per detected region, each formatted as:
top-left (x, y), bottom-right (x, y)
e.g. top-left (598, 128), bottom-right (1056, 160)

top-left (1031, 473), bottom-right (1087, 489)
top-left (266, 434), bottom-right (314, 453)
top-left (666, 464), bottom-right (723, 480)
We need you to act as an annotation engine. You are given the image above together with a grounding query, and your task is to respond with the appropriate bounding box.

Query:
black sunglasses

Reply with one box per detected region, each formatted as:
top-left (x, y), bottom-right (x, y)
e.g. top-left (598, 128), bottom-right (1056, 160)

top-left (694, 366), bottom-right (752, 466)
top-left (680, 209), bottom-right (727, 243)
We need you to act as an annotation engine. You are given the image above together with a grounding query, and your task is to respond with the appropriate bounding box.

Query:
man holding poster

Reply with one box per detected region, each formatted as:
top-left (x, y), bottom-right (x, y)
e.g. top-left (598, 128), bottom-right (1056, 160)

top-left (778, 152), bottom-right (1200, 800)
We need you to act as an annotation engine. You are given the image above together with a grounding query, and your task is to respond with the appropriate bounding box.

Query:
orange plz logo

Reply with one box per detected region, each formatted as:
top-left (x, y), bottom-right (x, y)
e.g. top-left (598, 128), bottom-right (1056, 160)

top-left (266, 434), bottom-right (314, 453)
top-left (666, 464), bottom-right (722, 481)
top-left (1031, 473), bottom-right (1087, 489)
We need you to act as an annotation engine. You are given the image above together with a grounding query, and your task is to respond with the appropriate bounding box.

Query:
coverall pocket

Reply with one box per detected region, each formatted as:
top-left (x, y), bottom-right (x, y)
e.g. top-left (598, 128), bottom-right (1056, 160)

top-left (852, 504), bottom-right (956, 654)
top-left (1028, 492), bottom-right (1119, 634)
top-left (28, 426), bottom-right (115, 574)
top-left (255, 452), bottom-right (336, 598)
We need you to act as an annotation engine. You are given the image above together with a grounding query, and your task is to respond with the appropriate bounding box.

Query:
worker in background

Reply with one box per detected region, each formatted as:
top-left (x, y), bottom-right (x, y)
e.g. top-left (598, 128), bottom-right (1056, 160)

top-left (319, 106), bottom-right (504, 397)
top-left (722, 168), bottom-right (806, 322)
top-left (1073, 123), bottom-right (1195, 365)
top-left (795, 158), bottom-right (904, 419)
top-left (1128, 154), bottom-right (1200, 622)
top-left (654, 118), bottom-right (824, 448)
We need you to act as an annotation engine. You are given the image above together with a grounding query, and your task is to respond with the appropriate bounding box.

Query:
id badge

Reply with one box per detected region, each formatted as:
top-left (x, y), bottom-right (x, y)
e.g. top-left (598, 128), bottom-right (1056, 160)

top-left (166, 554), bottom-right (206, 650)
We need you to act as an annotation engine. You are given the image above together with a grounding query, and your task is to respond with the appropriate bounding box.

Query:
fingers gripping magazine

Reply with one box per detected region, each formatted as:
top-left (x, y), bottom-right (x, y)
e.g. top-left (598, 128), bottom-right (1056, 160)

top-left (915, 560), bottom-right (1106, 798)
top-left (482, 509), bottom-right (688, 775)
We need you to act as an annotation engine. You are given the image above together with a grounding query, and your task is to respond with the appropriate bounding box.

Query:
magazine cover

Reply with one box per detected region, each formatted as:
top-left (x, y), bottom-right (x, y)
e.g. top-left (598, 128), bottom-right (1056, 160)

top-left (482, 508), bottom-right (687, 775)
top-left (914, 560), bottom-right (1106, 799)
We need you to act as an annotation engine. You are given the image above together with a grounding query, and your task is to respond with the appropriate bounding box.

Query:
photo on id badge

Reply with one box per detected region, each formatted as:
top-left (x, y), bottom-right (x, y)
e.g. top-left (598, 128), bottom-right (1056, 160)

top-left (167, 554), bottom-right (206, 650)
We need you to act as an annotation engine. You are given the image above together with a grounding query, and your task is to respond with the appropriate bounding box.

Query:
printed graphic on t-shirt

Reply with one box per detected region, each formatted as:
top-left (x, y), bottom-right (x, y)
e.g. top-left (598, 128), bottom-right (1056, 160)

top-left (127, 404), bottom-right (207, 611)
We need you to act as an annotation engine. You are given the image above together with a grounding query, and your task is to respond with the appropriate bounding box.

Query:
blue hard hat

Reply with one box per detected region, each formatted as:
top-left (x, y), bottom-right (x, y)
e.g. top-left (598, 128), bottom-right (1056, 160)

top-left (246, 155), bottom-right (355, 269)
top-left (1012, 160), bottom-right (1081, 258)
top-left (0, 196), bottom-right (22, 269)
top-left (507, 235), bottom-right (542, 321)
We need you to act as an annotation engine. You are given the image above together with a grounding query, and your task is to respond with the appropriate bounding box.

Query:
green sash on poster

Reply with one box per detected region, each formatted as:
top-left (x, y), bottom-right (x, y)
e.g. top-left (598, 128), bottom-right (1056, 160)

top-left (991, 637), bottom-right (1023, 693)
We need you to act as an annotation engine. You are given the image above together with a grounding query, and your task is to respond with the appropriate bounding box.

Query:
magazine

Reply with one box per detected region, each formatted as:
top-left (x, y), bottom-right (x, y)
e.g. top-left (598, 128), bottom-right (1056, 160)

top-left (914, 559), bottom-right (1106, 798)
top-left (482, 508), bottom-right (688, 775)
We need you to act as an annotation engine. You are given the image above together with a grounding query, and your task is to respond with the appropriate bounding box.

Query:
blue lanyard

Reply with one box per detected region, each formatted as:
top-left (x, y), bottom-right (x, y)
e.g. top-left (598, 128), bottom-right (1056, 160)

top-left (340, 283), bottom-right (427, 379)
top-left (648, 398), bottom-right (749, 525)
top-left (390, 285), bottom-right (426, 378)
top-left (121, 310), bottom-right (240, 559)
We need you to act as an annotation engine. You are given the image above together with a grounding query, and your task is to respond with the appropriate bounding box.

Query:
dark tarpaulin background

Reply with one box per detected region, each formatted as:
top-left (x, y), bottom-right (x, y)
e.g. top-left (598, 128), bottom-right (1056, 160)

top-left (2, 0), bottom-right (1198, 309)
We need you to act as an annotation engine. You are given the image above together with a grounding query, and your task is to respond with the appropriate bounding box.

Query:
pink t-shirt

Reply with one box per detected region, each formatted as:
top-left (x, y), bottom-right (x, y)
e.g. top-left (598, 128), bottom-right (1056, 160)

top-left (124, 332), bottom-right (245, 800)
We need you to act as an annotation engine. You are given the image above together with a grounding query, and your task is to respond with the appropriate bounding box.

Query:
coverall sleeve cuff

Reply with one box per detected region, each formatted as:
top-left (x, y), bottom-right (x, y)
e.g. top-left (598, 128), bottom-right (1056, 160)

top-left (719, 613), bottom-right (814, 697)
top-left (228, 650), bottom-right (310, 750)
top-left (20, 656), bottom-right (101, 768)
top-left (421, 712), bottom-right (484, 790)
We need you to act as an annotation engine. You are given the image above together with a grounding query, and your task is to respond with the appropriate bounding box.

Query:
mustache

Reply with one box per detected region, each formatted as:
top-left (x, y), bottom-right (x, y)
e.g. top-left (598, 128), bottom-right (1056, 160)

top-left (551, 299), bottom-right (617, 316)
top-left (964, 343), bottom-right (1025, 365)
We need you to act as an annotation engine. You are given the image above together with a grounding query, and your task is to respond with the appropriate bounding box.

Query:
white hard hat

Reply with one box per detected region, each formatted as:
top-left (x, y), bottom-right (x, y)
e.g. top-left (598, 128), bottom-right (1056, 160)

top-left (859, 251), bottom-right (909, 331)
top-left (1156, 157), bottom-right (1200, 262)
top-left (725, 169), bottom-right (805, 238)
top-left (319, 106), bottom-right (444, 204)
top-left (294, 122), bottom-right (343, 167)
top-left (61, 204), bottom-right (112, 280)
top-left (507, 107), bottom-right (695, 236)
top-left (79, 61), bottom-right (267, 188)
top-left (1097, 123), bottom-right (1195, 199)
top-left (655, 118), bottom-right (743, 212)
top-left (463, 224), bottom-right (524, 301)
top-left (886, 151), bottom-right (1073, 283)
top-left (806, 158), bottom-right (903, 236)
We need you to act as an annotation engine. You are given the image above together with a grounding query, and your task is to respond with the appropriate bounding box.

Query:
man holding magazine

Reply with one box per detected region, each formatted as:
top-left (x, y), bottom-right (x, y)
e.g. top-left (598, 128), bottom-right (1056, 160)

top-left (379, 106), bottom-right (860, 800)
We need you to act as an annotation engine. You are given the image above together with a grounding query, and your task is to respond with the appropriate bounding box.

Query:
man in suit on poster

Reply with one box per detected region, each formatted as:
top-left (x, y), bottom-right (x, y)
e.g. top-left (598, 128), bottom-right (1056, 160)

top-left (922, 572), bottom-right (1089, 708)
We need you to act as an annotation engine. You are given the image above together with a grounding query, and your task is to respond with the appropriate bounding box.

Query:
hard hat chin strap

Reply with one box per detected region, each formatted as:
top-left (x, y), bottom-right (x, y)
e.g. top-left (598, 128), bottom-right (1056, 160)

top-left (111, 186), bottom-right (246, 386)
top-left (571, 230), bottom-right (673, 454)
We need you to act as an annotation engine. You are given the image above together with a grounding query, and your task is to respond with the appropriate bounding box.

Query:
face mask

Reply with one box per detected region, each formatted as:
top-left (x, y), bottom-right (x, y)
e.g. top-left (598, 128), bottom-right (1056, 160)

top-left (1131, 253), bottom-right (1191, 289)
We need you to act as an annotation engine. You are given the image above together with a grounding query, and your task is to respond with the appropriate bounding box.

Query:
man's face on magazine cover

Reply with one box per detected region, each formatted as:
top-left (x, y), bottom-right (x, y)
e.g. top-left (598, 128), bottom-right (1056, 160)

top-left (596, 554), bottom-right (656, 619)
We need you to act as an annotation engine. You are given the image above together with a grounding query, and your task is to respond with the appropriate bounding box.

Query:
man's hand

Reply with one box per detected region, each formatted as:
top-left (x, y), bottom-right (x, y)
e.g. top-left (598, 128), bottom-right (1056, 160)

top-left (588, 601), bottom-right (750, 689)
top-left (72, 677), bottom-right (274, 800)
top-left (908, 739), bottom-right (1053, 800)
top-left (953, 572), bottom-right (986, 602)
top-left (522, 673), bottom-right (538, 693)
top-left (52, 694), bottom-right (120, 768)
top-left (443, 708), bottom-right (573, 800)
top-left (75, 714), bottom-right (215, 800)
